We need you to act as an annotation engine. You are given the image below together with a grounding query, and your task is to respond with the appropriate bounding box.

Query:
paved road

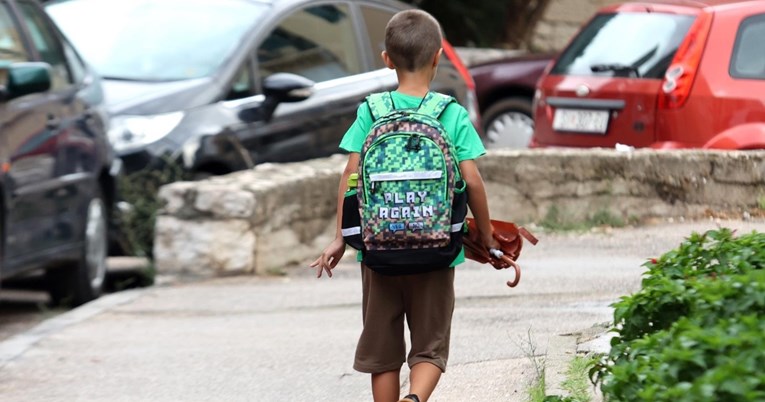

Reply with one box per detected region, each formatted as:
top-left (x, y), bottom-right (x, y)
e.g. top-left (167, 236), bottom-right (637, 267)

top-left (0, 290), bottom-right (50, 343)
top-left (0, 258), bottom-right (151, 343)
top-left (0, 219), bottom-right (762, 401)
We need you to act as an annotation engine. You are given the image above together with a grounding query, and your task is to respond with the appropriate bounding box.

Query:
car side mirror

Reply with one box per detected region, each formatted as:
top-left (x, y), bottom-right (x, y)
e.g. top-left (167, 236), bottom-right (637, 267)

top-left (0, 62), bottom-right (52, 101)
top-left (263, 72), bottom-right (315, 103)
top-left (239, 73), bottom-right (314, 123)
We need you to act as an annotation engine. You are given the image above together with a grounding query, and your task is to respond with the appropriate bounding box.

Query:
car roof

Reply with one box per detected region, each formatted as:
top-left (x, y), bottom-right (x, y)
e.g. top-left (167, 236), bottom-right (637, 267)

top-left (46, 0), bottom-right (410, 8)
top-left (600, 0), bottom-right (761, 12)
top-left (243, 0), bottom-right (409, 7)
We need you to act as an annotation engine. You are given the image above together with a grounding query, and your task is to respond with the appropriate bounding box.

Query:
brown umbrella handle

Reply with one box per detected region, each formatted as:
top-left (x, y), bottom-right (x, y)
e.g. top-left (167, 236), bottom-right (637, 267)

top-left (501, 255), bottom-right (521, 288)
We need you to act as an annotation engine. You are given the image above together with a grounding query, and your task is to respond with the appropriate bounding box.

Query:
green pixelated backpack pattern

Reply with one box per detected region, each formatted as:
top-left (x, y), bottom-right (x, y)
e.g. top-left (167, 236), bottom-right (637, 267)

top-left (341, 92), bottom-right (467, 275)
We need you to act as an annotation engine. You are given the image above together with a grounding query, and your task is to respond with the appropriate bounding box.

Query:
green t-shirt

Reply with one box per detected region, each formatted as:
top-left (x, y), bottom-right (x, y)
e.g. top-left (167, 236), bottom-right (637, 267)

top-left (339, 91), bottom-right (486, 267)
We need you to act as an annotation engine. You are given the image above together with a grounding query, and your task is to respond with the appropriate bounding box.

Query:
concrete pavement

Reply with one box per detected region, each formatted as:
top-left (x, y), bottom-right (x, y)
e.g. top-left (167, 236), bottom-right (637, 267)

top-left (1, 219), bottom-right (763, 401)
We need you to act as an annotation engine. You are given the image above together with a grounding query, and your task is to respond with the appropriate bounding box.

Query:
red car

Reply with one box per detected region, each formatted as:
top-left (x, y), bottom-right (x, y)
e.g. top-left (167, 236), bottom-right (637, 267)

top-left (469, 53), bottom-right (552, 148)
top-left (532, 0), bottom-right (765, 150)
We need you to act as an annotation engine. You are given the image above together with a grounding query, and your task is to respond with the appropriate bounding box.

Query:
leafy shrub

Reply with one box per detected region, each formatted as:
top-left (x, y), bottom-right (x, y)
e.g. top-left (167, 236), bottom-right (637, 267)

top-left (594, 229), bottom-right (765, 402)
top-left (603, 311), bottom-right (765, 401)
top-left (117, 158), bottom-right (190, 258)
top-left (612, 229), bottom-right (765, 342)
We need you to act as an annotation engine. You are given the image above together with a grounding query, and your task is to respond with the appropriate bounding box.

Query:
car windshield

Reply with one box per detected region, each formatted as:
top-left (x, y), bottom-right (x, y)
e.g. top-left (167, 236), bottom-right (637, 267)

top-left (46, 0), bottom-right (266, 81)
top-left (551, 12), bottom-right (695, 79)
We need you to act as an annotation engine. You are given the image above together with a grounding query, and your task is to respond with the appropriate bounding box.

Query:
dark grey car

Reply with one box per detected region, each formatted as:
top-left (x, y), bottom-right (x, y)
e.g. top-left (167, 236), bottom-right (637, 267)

top-left (0, 0), bottom-right (120, 306)
top-left (46, 0), bottom-right (480, 176)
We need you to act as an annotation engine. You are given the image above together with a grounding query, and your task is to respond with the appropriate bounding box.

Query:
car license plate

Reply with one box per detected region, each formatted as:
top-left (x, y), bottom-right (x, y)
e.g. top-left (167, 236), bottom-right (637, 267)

top-left (552, 109), bottom-right (609, 134)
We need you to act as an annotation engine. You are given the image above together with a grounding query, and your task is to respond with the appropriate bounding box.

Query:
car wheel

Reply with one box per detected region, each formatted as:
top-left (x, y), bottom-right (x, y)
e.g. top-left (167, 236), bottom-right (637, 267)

top-left (47, 189), bottom-right (108, 307)
top-left (482, 97), bottom-right (535, 149)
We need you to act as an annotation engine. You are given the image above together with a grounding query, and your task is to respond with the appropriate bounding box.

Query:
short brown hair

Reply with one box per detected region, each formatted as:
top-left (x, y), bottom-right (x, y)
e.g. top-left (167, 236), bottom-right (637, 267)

top-left (384, 10), bottom-right (443, 72)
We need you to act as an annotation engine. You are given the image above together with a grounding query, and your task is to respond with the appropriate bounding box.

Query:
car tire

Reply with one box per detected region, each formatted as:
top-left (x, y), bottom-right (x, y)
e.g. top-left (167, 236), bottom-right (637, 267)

top-left (482, 97), bottom-right (535, 149)
top-left (47, 188), bottom-right (108, 307)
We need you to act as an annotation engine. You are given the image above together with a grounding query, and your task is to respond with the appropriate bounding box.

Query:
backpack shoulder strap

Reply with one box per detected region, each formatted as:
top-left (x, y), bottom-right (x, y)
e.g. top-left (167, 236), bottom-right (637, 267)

top-left (417, 92), bottom-right (455, 120)
top-left (366, 92), bottom-right (395, 121)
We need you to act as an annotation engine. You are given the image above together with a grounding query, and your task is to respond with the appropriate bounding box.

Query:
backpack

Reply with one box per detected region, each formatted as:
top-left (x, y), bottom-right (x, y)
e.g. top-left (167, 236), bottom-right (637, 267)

top-left (341, 91), bottom-right (468, 275)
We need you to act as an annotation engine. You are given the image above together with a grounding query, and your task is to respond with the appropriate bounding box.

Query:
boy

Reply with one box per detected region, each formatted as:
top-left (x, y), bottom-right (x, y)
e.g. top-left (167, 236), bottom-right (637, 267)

top-left (310, 9), bottom-right (503, 402)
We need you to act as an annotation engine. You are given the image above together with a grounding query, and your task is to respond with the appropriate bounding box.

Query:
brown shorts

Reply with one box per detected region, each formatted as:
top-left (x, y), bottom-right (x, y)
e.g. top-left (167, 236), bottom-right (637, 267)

top-left (353, 265), bottom-right (455, 374)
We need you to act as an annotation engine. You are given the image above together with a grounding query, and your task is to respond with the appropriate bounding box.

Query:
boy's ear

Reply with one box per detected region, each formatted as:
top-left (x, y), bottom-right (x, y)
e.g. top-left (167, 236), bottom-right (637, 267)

top-left (432, 48), bottom-right (443, 67)
top-left (381, 51), bottom-right (396, 70)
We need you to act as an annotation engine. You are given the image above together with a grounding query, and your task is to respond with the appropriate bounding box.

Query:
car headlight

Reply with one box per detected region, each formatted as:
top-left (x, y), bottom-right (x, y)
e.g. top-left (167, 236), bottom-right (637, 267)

top-left (108, 111), bottom-right (184, 153)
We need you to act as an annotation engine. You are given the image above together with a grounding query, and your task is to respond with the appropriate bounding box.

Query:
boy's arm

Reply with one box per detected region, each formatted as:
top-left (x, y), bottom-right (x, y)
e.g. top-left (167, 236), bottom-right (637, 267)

top-left (310, 152), bottom-right (360, 278)
top-left (460, 159), bottom-right (501, 250)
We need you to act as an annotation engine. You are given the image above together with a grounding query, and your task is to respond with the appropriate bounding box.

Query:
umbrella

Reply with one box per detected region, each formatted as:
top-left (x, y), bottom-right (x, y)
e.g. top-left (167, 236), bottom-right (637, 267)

top-left (464, 218), bottom-right (539, 288)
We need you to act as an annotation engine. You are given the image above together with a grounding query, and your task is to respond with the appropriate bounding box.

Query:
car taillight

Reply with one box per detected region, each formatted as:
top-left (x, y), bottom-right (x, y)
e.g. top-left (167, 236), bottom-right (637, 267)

top-left (442, 39), bottom-right (482, 131)
top-left (659, 11), bottom-right (713, 109)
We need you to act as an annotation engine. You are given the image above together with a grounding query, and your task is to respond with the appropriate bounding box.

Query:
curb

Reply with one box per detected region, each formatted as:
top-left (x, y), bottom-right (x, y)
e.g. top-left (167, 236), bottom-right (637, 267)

top-left (544, 325), bottom-right (611, 401)
top-left (544, 333), bottom-right (578, 396)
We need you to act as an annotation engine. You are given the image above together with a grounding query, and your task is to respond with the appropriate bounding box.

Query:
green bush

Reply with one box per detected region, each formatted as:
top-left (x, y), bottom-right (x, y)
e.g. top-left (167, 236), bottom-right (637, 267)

top-left (603, 310), bottom-right (765, 401)
top-left (612, 229), bottom-right (765, 342)
top-left (594, 229), bottom-right (765, 402)
top-left (117, 158), bottom-right (190, 258)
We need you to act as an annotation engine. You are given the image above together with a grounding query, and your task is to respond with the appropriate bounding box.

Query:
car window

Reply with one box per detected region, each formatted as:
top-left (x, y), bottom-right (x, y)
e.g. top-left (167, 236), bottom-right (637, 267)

top-left (551, 12), bottom-right (695, 79)
top-left (46, 0), bottom-right (267, 82)
top-left (61, 39), bottom-right (86, 84)
top-left (257, 4), bottom-right (362, 82)
top-left (361, 5), bottom-right (395, 70)
top-left (730, 14), bottom-right (765, 80)
top-left (0, 4), bottom-right (27, 62)
top-left (226, 58), bottom-right (254, 100)
top-left (16, 2), bottom-right (71, 89)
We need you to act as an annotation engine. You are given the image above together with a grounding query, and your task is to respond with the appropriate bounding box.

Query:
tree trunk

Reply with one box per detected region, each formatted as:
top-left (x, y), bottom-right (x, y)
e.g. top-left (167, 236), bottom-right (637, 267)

top-left (503, 0), bottom-right (553, 49)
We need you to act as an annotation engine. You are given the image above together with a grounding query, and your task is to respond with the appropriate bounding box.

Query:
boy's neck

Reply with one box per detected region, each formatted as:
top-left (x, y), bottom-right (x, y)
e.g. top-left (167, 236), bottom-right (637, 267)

top-left (395, 69), bottom-right (434, 98)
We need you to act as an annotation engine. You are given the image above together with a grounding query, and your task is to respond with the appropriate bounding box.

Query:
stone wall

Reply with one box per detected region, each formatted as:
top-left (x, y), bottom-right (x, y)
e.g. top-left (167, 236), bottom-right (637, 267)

top-left (530, 0), bottom-right (622, 52)
top-left (154, 150), bottom-right (765, 277)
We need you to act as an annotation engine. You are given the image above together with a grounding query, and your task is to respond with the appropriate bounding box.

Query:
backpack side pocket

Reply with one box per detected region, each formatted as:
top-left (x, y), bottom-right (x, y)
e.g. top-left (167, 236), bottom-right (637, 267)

top-left (341, 188), bottom-right (364, 250)
top-left (450, 179), bottom-right (468, 246)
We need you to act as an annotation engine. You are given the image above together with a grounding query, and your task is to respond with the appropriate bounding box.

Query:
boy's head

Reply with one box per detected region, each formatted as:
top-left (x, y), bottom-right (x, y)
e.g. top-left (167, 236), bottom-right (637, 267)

top-left (383, 9), bottom-right (443, 72)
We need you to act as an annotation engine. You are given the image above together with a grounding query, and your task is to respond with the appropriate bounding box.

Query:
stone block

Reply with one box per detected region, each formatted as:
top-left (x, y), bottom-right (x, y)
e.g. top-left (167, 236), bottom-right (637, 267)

top-left (155, 150), bottom-right (765, 278)
top-left (158, 182), bottom-right (197, 215)
top-left (711, 152), bottom-right (765, 184)
top-left (154, 217), bottom-right (255, 276)
top-left (193, 185), bottom-right (256, 219)
top-left (253, 219), bottom-right (335, 275)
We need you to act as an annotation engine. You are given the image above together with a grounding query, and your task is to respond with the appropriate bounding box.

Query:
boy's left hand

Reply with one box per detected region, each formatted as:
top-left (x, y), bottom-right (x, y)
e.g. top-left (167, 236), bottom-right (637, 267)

top-left (482, 235), bottom-right (511, 269)
top-left (482, 234), bottom-right (501, 251)
top-left (309, 237), bottom-right (346, 278)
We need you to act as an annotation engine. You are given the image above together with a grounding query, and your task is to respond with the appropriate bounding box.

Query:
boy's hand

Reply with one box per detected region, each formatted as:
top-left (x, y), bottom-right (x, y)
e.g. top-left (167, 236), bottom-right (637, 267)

top-left (309, 237), bottom-right (346, 278)
top-left (482, 234), bottom-right (511, 269)
top-left (482, 234), bottom-right (501, 252)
